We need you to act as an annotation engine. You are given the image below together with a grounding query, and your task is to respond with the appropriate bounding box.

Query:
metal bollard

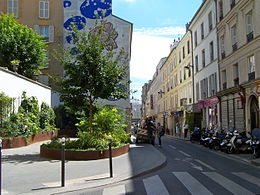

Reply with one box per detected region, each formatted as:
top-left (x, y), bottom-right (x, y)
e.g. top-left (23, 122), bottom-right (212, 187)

top-left (108, 135), bottom-right (113, 178)
top-left (61, 137), bottom-right (65, 187)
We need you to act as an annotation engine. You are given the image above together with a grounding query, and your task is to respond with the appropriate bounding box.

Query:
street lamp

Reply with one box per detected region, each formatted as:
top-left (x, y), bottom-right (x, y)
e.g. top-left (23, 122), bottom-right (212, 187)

top-left (61, 137), bottom-right (65, 187)
top-left (107, 135), bottom-right (113, 178)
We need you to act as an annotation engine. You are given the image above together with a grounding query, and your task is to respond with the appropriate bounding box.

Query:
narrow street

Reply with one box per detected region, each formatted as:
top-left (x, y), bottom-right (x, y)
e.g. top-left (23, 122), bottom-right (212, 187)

top-left (63, 137), bottom-right (260, 195)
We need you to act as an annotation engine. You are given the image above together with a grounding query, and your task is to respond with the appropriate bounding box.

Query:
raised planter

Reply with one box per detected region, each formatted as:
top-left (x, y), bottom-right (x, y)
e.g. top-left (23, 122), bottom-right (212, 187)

top-left (40, 144), bottom-right (129, 161)
top-left (2, 130), bottom-right (58, 149)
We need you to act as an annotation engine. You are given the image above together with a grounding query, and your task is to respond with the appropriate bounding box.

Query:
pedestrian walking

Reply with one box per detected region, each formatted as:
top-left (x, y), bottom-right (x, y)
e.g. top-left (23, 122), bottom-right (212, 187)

top-left (157, 122), bottom-right (165, 147)
top-left (176, 122), bottom-right (180, 137)
top-left (184, 122), bottom-right (189, 138)
top-left (144, 117), bottom-right (156, 145)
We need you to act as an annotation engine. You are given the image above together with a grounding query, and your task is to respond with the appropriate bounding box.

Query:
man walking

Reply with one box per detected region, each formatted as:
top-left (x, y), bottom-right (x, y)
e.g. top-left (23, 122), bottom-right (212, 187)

top-left (157, 122), bottom-right (165, 147)
top-left (184, 122), bottom-right (189, 138)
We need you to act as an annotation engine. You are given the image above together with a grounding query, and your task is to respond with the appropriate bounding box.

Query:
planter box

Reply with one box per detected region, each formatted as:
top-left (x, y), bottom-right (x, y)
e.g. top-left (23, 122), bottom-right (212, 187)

top-left (2, 130), bottom-right (58, 149)
top-left (40, 144), bottom-right (129, 161)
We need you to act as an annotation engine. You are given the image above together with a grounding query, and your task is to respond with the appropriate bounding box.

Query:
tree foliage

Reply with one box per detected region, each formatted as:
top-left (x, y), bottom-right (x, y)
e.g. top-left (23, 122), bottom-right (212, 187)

top-left (0, 13), bottom-right (47, 79)
top-left (60, 20), bottom-right (129, 131)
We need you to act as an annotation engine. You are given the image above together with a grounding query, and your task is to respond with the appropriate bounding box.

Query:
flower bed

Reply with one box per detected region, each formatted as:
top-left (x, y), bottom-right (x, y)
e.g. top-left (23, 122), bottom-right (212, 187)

top-left (40, 144), bottom-right (129, 160)
top-left (2, 130), bottom-right (58, 149)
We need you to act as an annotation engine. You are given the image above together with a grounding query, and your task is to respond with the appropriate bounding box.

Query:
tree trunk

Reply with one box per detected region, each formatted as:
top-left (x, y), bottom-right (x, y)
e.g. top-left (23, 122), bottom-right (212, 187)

top-left (88, 96), bottom-right (93, 133)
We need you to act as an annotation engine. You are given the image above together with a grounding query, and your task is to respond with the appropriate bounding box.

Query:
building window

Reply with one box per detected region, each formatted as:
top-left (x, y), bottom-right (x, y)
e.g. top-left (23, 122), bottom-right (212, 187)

top-left (39, 1), bottom-right (49, 19)
top-left (195, 55), bottom-right (198, 72)
top-left (219, 0), bottom-right (223, 21)
top-left (210, 41), bottom-right (214, 62)
top-left (208, 11), bottom-right (213, 31)
top-left (233, 63), bottom-right (239, 86)
top-left (7, 0), bottom-right (18, 17)
top-left (179, 51), bottom-right (181, 63)
top-left (231, 25), bottom-right (237, 52)
top-left (196, 82), bottom-right (200, 102)
top-left (202, 49), bottom-right (205, 68)
top-left (230, 0), bottom-right (235, 9)
top-left (209, 73), bottom-right (217, 96)
top-left (201, 23), bottom-right (204, 40)
top-left (220, 35), bottom-right (225, 59)
top-left (248, 55), bottom-right (255, 81)
top-left (184, 67), bottom-right (186, 80)
top-left (194, 31), bottom-right (198, 47)
top-left (34, 25), bottom-right (54, 42)
top-left (246, 11), bottom-right (253, 42)
top-left (183, 46), bottom-right (185, 59)
top-left (222, 70), bottom-right (227, 90)
top-left (180, 70), bottom-right (182, 83)
top-left (187, 41), bottom-right (190, 54)
top-left (200, 78), bottom-right (208, 99)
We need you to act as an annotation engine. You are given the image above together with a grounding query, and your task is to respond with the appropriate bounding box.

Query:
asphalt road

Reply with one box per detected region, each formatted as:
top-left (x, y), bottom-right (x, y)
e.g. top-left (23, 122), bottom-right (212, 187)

top-left (63, 137), bottom-right (260, 195)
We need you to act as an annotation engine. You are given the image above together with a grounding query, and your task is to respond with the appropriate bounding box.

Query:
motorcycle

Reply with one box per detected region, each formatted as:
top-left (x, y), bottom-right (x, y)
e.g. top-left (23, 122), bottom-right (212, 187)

top-left (226, 130), bottom-right (251, 154)
top-left (250, 128), bottom-right (260, 158)
top-left (208, 131), bottom-right (226, 150)
top-left (220, 130), bottom-right (235, 152)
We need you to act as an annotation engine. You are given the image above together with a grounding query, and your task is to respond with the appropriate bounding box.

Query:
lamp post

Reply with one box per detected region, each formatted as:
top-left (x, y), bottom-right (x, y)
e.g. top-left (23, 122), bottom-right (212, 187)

top-left (61, 137), bottom-right (65, 187)
top-left (107, 135), bottom-right (113, 178)
top-left (0, 138), bottom-right (2, 195)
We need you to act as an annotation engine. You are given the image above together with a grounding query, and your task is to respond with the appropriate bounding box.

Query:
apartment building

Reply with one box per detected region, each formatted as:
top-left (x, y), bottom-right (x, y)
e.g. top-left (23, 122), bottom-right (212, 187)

top-left (188, 0), bottom-right (219, 129)
top-left (0, 0), bottom-right (64, 90)
top-left (216, 0), bottom-right (260, 132)
top-left (156, 31), bottom-right (193, 135)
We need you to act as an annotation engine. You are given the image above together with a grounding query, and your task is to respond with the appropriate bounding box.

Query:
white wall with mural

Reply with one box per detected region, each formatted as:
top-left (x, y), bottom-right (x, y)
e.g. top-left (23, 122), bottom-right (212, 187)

top-left (63, 0), bottom-right (132, 110)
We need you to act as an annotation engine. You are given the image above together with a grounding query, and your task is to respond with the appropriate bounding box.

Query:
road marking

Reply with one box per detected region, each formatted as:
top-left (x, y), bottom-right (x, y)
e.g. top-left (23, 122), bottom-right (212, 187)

top-left (143, 175), bottom-right (169, 195)
top-left (168, 145), bottom-right (176, 149)
top-left (103, 184), bottom-right (125, 195)
top-left (203, 172), bottom-right (254, 195)
top-left (173, 172), bottom-right (213, 195)
top-left (194, 159), bottom-right (216, 171)
top-left (232, 172), bottom-right (260, 187)
top-left (179, 150), bottom-right (191, 157)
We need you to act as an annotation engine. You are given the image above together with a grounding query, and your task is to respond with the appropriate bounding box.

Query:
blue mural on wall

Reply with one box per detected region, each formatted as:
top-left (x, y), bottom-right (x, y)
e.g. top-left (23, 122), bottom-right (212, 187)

top-left (63, 0), bottom-right (72, 8)
top-left (64, 16), bottom-right (86, 31)
top-left (80, 0), bottom-right (112, 19)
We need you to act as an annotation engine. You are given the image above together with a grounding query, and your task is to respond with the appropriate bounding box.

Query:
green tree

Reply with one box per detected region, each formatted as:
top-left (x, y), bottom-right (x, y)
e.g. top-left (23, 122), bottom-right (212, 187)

top-left (60, 21), bottom-right (129, 132)
top-left (0, 13), bottom-right (47, 79)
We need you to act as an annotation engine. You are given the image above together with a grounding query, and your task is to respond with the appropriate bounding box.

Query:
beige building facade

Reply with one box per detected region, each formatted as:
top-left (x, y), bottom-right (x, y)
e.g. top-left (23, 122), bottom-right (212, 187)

top-left (216, 0), bottom-right (260, 132)
top-left (157, 32), bottom-right (193, 135)
top-left (0, 0), bottom-right (64, 89)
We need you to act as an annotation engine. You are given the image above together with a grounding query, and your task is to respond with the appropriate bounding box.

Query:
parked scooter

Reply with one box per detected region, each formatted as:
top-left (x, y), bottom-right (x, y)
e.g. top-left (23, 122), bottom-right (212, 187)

top-left (208, 131), bottom-right (226, 150)
top-left (226, 130), bottom-right (251, 154)
top-left (220, 130), bottom-right (235, 152)
top-left (250, 128), bottom-right (260, 158)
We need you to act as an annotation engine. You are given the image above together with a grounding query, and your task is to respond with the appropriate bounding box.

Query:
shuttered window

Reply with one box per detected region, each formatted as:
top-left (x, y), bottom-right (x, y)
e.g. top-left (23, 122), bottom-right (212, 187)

top-left (39, 1), bottom-right (49, 19)
top-left (7, 0), bottom-right (18, 17)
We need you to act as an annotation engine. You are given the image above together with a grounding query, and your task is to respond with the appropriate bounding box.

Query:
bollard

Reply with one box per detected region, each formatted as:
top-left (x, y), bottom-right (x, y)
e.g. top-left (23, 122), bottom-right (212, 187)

top-left (61, 137), bottom-right (65, 187)
top-left (108, 135), bottom-right (113, 178)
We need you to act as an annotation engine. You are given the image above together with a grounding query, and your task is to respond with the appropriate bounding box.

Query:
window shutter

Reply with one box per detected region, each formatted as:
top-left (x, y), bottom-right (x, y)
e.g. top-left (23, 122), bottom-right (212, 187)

top-left (49, 25), bottom-right (54, 42)
top-left (45, 1), bottom-right (49, 18)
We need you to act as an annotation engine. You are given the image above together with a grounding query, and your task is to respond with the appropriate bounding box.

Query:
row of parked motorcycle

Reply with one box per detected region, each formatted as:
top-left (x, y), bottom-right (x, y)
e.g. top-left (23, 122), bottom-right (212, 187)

top-left (190, 127), bottom-right (260, 158)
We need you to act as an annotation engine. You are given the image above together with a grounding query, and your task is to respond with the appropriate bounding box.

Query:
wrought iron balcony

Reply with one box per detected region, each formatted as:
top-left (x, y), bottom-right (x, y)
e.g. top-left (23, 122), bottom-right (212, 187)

top-left (221, 52), bottom-right (225, 59)
top-left (248, 72), bottom-right (255, 81)
top-left (232, 43), bottom-right (237, 52)
top-left (247, 31), bottom-right (254, 43)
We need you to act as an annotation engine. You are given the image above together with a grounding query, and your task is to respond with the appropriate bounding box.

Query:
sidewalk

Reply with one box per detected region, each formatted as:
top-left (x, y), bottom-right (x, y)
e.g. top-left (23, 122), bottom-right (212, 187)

top-left (166, 133), bottom-right (260, 167)
top-left (2, 141), bottom-right (166, 195)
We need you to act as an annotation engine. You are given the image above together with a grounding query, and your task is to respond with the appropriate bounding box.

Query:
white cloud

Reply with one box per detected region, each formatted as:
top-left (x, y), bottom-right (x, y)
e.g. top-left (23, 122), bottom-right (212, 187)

top-left (129, 26), bottom-right (185, 100)
top-left (134, 26), bottom-right (186, 37)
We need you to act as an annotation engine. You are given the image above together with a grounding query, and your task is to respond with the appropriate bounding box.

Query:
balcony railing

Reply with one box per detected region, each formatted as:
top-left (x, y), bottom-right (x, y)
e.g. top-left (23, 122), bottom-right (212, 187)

top-left (221, 52), bottom-right (225, 59)
top-left (247, 31), bottom-right (254, 43)
top-left (248, 72), bottom-right (255, 81)
top-left (232, 43), bottom-right (237, 52)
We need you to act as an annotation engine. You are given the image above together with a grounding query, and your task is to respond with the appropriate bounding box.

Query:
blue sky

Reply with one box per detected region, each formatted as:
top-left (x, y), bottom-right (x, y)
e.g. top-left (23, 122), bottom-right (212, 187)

top-left (112, 0), bottom-right (202, 100)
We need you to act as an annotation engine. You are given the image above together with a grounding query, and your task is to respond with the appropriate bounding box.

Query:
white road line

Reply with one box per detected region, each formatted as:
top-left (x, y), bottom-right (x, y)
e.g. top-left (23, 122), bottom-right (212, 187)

top-left (143, 175), bottom-right (169, 195)
top-left (103, 184), bottom-right (126, 195)
top-left (232, 172), bottom-right (260, 187)
top-left (203, 172), bottom-right (254, 195)
top-left (168, 145), bottom-right (176, 149)
top-left (194, 159), bottom-right (216, 171)
top-left (179, 150), bottom-right (191, 157)
top-left (173, 172), bottom-right (213, 195)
